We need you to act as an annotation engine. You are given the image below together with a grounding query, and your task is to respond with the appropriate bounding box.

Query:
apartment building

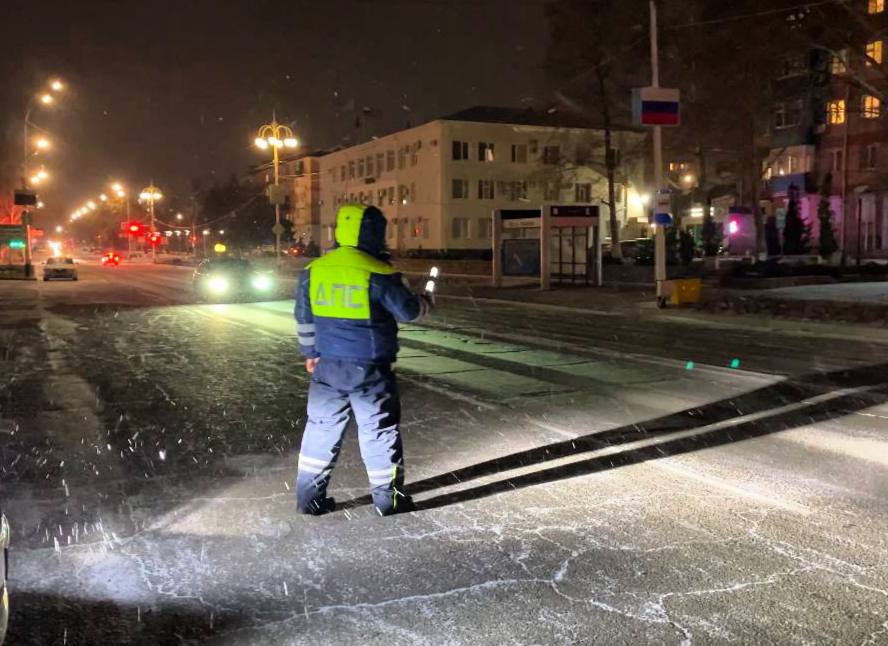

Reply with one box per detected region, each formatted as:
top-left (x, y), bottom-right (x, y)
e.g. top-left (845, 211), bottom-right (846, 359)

top-left (252, 152), bottom-right (326, 245)
top-left (765, 0), bottom-right (888, 257)
top-left (317, 106), bottom-right (648, 255)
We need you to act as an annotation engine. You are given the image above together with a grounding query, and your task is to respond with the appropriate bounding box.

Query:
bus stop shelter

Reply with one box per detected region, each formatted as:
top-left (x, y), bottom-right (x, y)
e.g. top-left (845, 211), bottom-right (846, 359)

top-left (491, 205), bottom-right (601, 289)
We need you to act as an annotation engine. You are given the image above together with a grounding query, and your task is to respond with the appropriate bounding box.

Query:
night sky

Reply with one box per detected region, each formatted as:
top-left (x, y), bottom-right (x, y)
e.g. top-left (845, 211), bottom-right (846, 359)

top-left (0, 0), bottom-right (548, 224)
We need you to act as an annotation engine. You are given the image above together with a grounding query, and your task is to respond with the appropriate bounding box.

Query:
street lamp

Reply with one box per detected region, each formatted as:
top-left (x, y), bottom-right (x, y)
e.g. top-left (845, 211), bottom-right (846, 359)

top-left (139, 183), bottom-right (163, 262)
top-left (254, 115), bottom-right (299, 266)
top-left (23, 77), bottom-right (65, 188)
top-left (34, 137), bottom-right (51, 151)
top-left (55, 225), bottom-right (63, 233)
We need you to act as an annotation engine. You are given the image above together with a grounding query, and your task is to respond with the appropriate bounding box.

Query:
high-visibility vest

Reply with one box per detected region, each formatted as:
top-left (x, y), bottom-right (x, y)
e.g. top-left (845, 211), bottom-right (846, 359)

top-left (308, 246), bottom-right (394, 320)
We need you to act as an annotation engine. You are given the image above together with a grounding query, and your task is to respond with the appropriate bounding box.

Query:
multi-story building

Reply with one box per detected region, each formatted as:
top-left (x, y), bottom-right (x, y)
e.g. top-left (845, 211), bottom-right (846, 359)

top-left (317, 106), bottom-right (648, 255)
top-left (764, 0), bottom-right (888, 259)
top-left (252, 151), bottom-right (327, 246)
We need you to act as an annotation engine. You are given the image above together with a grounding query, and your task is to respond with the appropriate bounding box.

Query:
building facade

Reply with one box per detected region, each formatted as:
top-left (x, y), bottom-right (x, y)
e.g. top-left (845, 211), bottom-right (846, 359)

top-left (764, 0), bottom-right (888, 259)
top-left (317, 107), bottom-right (648, 255)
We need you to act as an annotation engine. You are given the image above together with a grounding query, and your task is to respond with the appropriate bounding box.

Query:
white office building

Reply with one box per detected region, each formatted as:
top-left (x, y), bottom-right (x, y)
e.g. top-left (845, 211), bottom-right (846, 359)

top-left (317, 106), bottom-right (650, 255)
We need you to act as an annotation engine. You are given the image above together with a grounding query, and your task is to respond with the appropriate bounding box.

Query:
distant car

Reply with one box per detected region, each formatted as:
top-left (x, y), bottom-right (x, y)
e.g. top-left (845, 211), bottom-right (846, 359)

top-left (193, 257), bottom-right (275, 301)
top-left (42, 257), bottom-right (78, 281)
top-left (286, 244), bottom-right (305, 257)
top-left (0, 513), bottom-right (9, 642)
top-left (100, 252), bottom-right (121, 267)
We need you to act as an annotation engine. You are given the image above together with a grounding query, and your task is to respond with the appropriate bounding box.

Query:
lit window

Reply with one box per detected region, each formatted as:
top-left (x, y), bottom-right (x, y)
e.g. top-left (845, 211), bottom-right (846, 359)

top-left (869, 0), bottom-right (884, 14)
top-left (831, 51), bottom-right (847, 75)
top-left (478, 142), bottom-right (495, 162)
top-left (866, 40), bottom-right (883, 66)
top-left (863, 95), bottom-right (881, 119)
top-left (827, 99), bottom-right (846, 124)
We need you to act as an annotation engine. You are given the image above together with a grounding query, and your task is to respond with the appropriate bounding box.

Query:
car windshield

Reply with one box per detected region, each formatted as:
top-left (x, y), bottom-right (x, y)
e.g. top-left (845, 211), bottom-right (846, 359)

top-left (208, 258), bottom-right (251, 271)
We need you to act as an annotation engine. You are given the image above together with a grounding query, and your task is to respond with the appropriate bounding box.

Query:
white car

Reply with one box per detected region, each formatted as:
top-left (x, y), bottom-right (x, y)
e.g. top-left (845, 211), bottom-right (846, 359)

top-left (43, 257), bottom-right (78, 281)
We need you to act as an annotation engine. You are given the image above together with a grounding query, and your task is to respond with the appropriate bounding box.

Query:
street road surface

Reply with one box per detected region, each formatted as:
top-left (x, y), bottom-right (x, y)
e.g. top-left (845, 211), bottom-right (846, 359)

top-left (1, 259), bottom-right (887, 645)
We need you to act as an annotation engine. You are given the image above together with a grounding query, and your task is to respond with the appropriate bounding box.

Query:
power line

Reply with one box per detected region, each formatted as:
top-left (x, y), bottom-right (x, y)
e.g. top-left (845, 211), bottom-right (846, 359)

top-left (668, 0), bottom-right (838, 30)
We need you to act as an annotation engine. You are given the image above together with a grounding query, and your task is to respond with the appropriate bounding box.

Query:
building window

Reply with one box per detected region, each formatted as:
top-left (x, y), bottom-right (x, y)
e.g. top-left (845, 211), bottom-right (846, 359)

top-left (387, 186), bottom-right (395, 205)
top-left (544, 182), bottom-right (560, 201)
top-left (827, 99), bottom-right (846, 125)
top-left (865, 143), bottom-right (879, 169)
top-left (357, 158), bottom-right (365, 177)
top-left (452, 178), bottom-right (469, 199)
top-left (867, 40), bottom-right (883, 66)
top-left (452, 141), bottom-right (469, 160)
top-left (543, 145), bottom-right (560, 164)
top-left (863, 95), bottom-right (881, 119)
top-left (478, 142), bottom-right (495, 162)
top-left (398, 147), bottom-right (407, 169)
top-left (869, 0), bottom-right (885, 14)
top-left (340, 165), bottom-right (346, 181)
top-left (529, 139), bottom-right (539, 154)
top-left (478, 218), bottom-right (492, 239)
top-left (511, 144), bottom-right (528, 163)
top-left (831, 149), bottom-right (844, 172)
top-left (668, 161), bottom-right (689, 172)
top-left (411, 141), bottom-right (421, 166)
top-left (366, 156), bottom-right (374, 177)
top-left (777, 54), bottom-right (806, 78)
top-left (386, 150), bottom-right (395, 171)
top-left (507, 181), bottom-right (527, 201)
top-left (575, 183), bottom-right (592, 202)
top-left (398, 185), bottom-right (410, 204)
top-left (376, 153), bottom-right (385, 175)
top-left (478, 180), bottom-right (495, 200)
top-left (831, 50), bottom-right (847, 75)
top-left (774, 99), bottom-right (802, 128)
top-left (451, 217), bottom-right (470, 239)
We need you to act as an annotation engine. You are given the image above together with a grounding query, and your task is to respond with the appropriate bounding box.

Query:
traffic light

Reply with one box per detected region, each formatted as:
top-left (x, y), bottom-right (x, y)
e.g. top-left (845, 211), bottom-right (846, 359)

top-left (148, 232), bottom-right (161, 245)
top-left (125, 221), bottom-right (143, 236)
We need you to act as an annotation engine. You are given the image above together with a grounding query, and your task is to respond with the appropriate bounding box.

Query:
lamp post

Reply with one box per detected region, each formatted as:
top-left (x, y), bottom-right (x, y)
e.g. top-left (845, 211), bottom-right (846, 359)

top-left (139, 183), bottom-right (163, 263)
top-left (23, 79), bottom-right (64, 187)
top-left (254, 116), bottom-right (299, 267)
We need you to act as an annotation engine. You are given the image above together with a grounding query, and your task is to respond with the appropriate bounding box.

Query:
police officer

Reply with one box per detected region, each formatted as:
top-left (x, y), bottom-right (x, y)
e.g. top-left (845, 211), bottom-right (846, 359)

top-left (294, 204), bottom-right (431, 516)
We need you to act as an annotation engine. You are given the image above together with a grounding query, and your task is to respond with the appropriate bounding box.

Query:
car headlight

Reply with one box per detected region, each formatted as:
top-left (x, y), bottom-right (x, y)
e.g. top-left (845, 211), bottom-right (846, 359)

top-left (207, 276), bottom-right (229, 294)
top-left (251, 274), bottom-right (272, 291)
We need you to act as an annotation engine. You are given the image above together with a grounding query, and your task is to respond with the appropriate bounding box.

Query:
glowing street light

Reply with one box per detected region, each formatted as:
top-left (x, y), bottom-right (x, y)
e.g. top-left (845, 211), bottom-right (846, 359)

top-left (36, 201), bottom-right (45, 209)
top-left (86, 200), bottom-right (97, 210)
top-left (139, 183), bottom-right (163, 262)
top-left (55, 225), bottom-right (63, 233)
top-left (254, 115), bottom-right (300, 265)
top-left (176, 212), bottom-right (183, 221)
top-left (99, 194), bottom-right (108, 202)
top-left (24, 78), bottom-right (66, 189)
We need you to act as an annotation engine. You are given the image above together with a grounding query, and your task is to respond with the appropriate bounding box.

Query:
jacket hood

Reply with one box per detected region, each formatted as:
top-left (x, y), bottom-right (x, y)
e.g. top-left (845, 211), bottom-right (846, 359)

top-left (335, 204), bottom-right (388, 257)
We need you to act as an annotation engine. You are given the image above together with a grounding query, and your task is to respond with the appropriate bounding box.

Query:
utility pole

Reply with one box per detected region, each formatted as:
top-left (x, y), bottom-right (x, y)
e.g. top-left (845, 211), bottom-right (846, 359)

top-left (650, 0), bottom-right (667, 306)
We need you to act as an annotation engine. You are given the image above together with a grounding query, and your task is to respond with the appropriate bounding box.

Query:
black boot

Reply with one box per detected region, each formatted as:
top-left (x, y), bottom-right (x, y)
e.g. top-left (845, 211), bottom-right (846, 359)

top-left (299, 496), bottom-right (336, 516)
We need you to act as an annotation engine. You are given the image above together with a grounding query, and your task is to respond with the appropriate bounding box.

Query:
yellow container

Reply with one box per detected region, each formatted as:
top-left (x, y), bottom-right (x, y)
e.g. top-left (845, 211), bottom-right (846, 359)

top-left (670, 278), bottom-right (702, 305)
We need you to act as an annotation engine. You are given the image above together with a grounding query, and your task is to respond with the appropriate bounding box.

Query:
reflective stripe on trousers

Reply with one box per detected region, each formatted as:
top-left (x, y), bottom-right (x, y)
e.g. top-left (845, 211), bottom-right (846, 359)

top-left (295, 358), bottom-right (404, 514)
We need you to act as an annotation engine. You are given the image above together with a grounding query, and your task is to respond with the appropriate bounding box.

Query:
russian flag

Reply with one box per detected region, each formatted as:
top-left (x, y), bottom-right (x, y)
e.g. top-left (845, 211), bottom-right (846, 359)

top-left (641, 100), bottom-right (680, 126)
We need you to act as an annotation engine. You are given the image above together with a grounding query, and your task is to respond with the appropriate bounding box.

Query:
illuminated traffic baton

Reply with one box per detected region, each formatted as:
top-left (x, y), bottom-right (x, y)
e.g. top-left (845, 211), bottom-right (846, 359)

top-left (424, 266), bottom-right (439, 303)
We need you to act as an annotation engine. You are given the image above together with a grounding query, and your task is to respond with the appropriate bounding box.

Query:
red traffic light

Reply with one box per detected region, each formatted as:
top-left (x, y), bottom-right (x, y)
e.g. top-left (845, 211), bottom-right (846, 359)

top-left (125, 221), bottom-right (144, 236)
top-left (148, 232), bottom-right (161, 245)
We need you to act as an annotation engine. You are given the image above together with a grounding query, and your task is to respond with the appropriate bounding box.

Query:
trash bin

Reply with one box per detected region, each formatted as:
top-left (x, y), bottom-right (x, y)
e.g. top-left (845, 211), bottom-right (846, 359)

top-left (670, 278), bottom-right (702, 305)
